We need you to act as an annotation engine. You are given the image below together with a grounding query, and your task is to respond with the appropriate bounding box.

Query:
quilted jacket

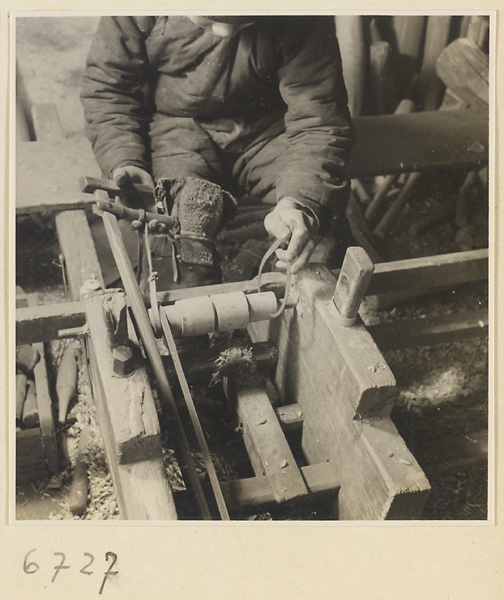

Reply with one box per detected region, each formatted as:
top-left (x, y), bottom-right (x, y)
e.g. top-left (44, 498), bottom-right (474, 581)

top-left (81, 16), bottom-right (355, 222)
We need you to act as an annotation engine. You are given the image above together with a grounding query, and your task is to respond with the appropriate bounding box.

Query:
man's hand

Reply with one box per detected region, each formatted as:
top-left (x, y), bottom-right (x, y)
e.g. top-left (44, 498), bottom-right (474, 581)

top-left (112, 166), bottom-right (155, 210)
top-left (264, 197), bottom-right (318, 274)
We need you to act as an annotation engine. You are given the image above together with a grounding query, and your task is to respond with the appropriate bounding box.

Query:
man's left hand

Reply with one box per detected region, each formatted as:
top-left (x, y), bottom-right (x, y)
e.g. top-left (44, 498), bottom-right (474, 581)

top-left (264, 197), bottom-right (318, 274)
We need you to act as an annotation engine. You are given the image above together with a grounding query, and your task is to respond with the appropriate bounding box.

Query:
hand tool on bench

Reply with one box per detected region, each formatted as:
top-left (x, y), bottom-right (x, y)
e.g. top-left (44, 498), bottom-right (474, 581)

top-left (56, 341), bottom-right (79, 425)
top-left (68, 425), bottom-right (91, 516)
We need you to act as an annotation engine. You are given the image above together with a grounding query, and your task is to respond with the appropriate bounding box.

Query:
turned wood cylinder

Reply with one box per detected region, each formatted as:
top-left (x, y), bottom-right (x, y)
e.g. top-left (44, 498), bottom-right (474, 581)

top-left (159, 291), bottom-right (279, 337)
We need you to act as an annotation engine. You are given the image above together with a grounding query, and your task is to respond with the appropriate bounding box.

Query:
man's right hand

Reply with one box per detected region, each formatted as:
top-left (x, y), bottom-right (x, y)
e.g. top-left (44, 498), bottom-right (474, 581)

top-left (112, 166), bottom-right (155, 209)
top-left (113, 166), bottom-right (154, 188)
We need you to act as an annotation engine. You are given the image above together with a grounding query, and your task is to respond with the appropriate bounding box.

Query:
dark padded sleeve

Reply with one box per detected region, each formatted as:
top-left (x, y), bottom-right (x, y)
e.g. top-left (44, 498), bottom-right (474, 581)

top-left (276, 17), bottom-right (355, 229)
top-left (80, 16), bottom-right (156, 177)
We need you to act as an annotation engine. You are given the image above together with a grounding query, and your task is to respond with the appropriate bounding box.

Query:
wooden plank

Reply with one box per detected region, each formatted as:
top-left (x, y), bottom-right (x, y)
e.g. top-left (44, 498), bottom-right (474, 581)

top-left (436, 38), bottom-right (489, 106)
top-left (32, 103), bottom-right (64, 141)
top-left (249, 264), bottom-right (430, 519)
top-left (16, 136), bottom-right (99, 214)
top-left (55, 210), bottom-right (105, 301)
top-left (16, 301), bottom-right (86, 345)
top-left (88, 345), bottom-right (177, 520)
top-left (16, 109), bottom-right (488, 215)
top-left (22, 295), bottom-right (59, 473)
top-left (415, 430), bottom-right (488, 475)
top-left (348, 109), bottom-right (488, 178)
top-left (85, 290), bottom-right (162, 464)
top-left (224, 375), bottom-right (309, 504)
top-left (367, 310), bottom-right (488, 350)
top-left (221, 462), bottom-right (340, 512)
top-left (391, 16), bottom-right (427, 98)
top-left (366, 249), bottom-right (488, 295)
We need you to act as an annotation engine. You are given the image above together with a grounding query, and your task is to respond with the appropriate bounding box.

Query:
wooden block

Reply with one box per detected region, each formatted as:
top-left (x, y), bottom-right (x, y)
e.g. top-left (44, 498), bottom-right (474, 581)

top-left (55, 210), bottom-right (105, 301)
top-left (248, 264), bottom-right (430, 519)
top-left (88, 338), bottom-right (177, 520)
top-left (221, 462), bottom-right (340, 512)
top-left (275, 403), bottom-right (304, 433)
top-left (436, 38), bottom-right (489, 106)
top-left (367, 309), bottom-right (488, 350)
top-left (85, 291), bottom-right (162, 464)
top-left (224, 374), bottom-right (309, 504)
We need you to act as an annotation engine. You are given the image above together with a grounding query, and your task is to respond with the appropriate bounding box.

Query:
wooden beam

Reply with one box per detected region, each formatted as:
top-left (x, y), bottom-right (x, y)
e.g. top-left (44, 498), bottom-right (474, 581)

top-left (55, 210), bottom-right (105, 301)
top-left (221, 462), bottom-right (340, 512)
top-left (348, 109), bottom-right (488, 178)
top-left (16, 301), bottom-right (86, 345)
top-left (224, 375), bottom-right (309, 504)
top-left (88, 345), bottom-right (177, 520)
top-left (16, 109), bottom-right (487, 215)
top-left (20, 294), bottom-right (59, 474)
top-left (367, 310), bottom-right (488, 350)
top-left (249, 264), bottom-right (430, 519)
top-left (85, 290), bottom-right (162, 465)
top-left (366, 249), bottom-right (488, 295)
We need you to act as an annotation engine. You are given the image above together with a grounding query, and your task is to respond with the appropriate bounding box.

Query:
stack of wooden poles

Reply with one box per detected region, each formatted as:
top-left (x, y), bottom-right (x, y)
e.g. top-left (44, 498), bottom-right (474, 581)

top-left (337, 15), bottom-right (489, 248)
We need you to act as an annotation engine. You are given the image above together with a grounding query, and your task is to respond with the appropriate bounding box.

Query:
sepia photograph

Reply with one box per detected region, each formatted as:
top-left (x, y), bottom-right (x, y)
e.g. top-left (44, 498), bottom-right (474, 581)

top-left (13, 13), bottom-right (491, 525)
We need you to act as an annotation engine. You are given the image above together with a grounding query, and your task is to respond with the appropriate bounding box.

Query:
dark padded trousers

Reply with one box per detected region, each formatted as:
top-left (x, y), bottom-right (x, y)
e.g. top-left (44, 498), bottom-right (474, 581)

top-left (149, 113), bottom-right (350, 266)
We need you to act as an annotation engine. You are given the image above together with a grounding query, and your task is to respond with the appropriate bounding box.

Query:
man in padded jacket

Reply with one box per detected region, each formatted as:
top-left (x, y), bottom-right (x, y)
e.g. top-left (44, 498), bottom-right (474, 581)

top-left (81, 15), bottom-right (355, 288)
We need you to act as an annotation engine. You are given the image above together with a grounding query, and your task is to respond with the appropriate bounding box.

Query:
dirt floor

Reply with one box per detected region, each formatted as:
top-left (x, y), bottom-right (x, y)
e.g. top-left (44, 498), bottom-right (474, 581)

top-left (15, 16), bottom-right (490, 521)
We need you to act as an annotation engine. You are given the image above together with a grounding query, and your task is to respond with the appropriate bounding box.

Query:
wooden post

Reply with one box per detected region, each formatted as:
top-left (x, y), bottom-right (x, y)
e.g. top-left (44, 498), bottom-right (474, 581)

top-left (417, 16), bottom-right (452, 110)
top-left (369, 41), bottom-right (397, 114)
top-left (224, 374), bottom-right (309, 504)
top-left (335, 16), bottom-right (366, 117)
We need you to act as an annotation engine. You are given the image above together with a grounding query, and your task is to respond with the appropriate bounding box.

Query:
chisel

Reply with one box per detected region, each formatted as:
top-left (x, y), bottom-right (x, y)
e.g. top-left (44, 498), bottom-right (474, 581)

top-left (56, 342), bottom-right (79, 425)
